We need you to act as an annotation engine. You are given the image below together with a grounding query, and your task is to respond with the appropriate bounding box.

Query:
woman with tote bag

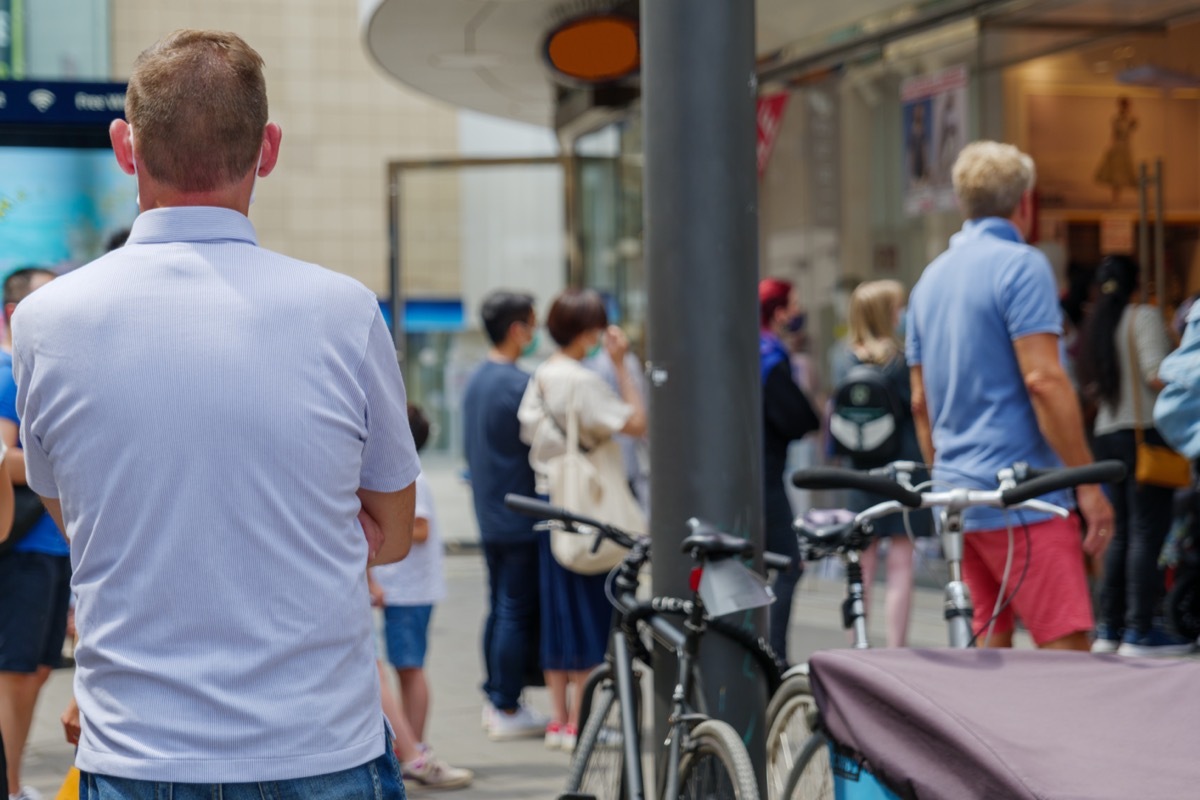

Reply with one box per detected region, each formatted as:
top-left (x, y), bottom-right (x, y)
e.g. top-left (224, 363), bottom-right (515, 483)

top-left (517, 289), bottom-right (648, 751)
top-left (1078, 255), bottom-right (1192, 657)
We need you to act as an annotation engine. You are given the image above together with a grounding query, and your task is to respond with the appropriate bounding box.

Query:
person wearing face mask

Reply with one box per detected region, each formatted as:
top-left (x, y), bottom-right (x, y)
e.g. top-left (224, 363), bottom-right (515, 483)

top-left (759, 278), bottom-right (821, 664)
top-left (462, 289), bottom-right (549, 741)
top-left (517, 288), bottom-right (647, 751)
top-left (11, 30), bottom-right (420, 795)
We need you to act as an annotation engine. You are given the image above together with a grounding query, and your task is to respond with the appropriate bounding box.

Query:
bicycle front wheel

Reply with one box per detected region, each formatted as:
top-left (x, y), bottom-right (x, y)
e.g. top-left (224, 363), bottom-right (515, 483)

top-left (676, 719), bottom-right (760, 800)
top-left (780, 731), bottom-right (834, 800)
top-left (765, 673), bottom-right (819, 800)
top-left (566, 678), bottom-right (630, 800)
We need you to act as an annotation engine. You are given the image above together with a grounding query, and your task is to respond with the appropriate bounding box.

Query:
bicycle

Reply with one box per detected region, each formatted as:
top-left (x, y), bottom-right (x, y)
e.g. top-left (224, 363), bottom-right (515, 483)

top-left (767, 459), bottom-right (1126, 800)
top-left (504, 493), bottom-right (790, 800)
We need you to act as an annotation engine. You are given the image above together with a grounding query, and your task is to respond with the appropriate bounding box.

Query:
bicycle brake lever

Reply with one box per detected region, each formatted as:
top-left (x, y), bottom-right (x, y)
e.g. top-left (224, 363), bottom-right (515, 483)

top-left (1011, 498), bottom-right (1070, 519)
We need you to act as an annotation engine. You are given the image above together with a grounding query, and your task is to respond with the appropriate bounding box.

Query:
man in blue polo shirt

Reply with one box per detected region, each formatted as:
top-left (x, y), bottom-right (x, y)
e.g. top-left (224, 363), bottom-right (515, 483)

top-left (908, 141), bottom-right (1114, 652)
top-left (12, 30), bottom-right (418, 796)
top-left (0, 267), bottom-right (65, 800)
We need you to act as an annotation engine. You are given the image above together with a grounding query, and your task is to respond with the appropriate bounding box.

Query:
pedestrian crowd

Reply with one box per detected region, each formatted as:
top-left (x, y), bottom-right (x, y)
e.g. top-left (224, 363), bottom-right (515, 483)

top-left (4, 26), bottom-right (1200, 800)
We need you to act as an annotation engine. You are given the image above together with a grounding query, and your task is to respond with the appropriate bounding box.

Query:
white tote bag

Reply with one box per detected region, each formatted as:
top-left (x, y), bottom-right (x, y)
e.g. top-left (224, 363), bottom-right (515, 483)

top-left (543, 379), bottom-right (645, 574)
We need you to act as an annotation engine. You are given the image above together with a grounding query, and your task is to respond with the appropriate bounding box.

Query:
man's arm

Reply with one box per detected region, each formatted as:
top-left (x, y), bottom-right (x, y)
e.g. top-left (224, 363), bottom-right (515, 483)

top-left (909, 365), bottom-right (935, 464)
top-left (359, 483), bottom-right (416, 567)
top-left (0, 417), bottom-right (54, 538)
top-left (1013, 333), bottom-right (1114, 556)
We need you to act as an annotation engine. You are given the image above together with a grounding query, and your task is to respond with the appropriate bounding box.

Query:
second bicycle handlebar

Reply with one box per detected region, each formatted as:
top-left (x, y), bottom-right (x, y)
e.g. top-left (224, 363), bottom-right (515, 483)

top-left (791, 468), bottom-right (924, 508)
top-left (998, 461), bottom-right (1126, 505)
top-left (791, 460), bottom-right (1127, 508)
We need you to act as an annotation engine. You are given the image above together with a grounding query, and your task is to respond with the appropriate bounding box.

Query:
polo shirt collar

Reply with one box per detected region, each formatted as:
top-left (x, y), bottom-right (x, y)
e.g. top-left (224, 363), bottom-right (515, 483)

top-left (952, 216), bottom-right (1023, 247)
top-left (126, 207), bottom-right (259, 246)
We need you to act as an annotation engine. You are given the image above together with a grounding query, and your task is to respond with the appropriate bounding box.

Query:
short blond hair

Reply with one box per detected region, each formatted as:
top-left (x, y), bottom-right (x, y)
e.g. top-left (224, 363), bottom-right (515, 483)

top-left (126, 29), bottom-right (267, 192)
top-left (848, 280), bottom-right (905, 366)
top-left (951, 141), bottom-right (1036, 220)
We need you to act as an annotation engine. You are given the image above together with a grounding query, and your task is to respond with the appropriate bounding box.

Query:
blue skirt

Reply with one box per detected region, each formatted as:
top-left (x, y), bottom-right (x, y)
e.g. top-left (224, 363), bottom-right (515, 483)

top-left (537, 536), bottom-right (613, 671)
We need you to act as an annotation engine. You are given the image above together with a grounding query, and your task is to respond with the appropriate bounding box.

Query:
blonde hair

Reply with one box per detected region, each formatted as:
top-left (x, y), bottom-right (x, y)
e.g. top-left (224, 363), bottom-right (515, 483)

top-left (951, 141), bottom-right (1036, 220)
top-left (848, 280), bottom-right (905, 366)
top-left (125, 29), bottom-right (268, 192)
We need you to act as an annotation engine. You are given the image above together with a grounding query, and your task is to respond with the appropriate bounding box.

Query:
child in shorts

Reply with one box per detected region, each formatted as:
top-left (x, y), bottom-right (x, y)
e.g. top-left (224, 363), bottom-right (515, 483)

top-left (369, 404), bottom-right (468, 788)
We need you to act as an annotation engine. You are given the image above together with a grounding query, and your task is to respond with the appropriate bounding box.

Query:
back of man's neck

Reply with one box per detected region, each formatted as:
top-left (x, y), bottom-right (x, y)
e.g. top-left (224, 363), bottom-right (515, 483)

top-left (488, 347), bottom-right (518, 364)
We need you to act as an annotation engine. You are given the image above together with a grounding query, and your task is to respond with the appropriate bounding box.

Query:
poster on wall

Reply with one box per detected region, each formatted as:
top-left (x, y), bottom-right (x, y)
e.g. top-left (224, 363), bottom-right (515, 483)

top-left (1025, 89), bottom-right (1199, 211)
top-left (901, 64), bottom-right (968, 217)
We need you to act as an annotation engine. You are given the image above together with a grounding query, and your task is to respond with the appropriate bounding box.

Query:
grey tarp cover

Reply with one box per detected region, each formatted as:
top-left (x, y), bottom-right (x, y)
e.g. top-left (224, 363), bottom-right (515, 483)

top-left (808, 648), bottom-right (1200, 799)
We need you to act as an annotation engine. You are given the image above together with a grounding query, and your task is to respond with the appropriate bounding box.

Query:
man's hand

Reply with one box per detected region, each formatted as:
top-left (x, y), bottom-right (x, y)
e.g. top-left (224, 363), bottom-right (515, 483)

top-left (367, 574), bottom-right (385, 607)
top-left (358, 506), bottom-right (384, 561)
top-left (62, 697), bottom-right (81, 745)
top-left (1077, 484), bottom-right (1115, 557)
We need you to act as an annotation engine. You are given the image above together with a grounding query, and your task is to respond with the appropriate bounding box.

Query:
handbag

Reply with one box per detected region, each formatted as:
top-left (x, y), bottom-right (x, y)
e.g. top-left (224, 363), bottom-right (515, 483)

top-left (1128, 313), bottom-right (1191, 489)
top-left (541, 376), bottom-right (644, 575)
top-left (0, 485), bottom-right (47, 558)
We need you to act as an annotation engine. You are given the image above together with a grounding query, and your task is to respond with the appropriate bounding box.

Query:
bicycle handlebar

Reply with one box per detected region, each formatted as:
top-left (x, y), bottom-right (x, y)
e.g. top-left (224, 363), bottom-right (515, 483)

top-left (999, 460), bottom-right (1127, 506)
top-left (503, 494), bottom-right (640, 550)
top-left (791, 468), bottom-right (924, 508)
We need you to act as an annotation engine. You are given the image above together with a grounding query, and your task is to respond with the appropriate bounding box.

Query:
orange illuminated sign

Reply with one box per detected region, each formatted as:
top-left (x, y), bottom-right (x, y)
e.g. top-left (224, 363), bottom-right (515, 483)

top-left (544, 15), bottom-right (640, 84)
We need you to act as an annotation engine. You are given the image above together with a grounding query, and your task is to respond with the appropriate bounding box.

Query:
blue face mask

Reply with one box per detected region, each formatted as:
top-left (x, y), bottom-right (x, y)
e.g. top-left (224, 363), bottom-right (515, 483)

top-left (521, 330), bottom-right (540, 357)
top-left (785, 312), bottom-right (807, 333)
top-left (586, 339), bottom-right (603, 359)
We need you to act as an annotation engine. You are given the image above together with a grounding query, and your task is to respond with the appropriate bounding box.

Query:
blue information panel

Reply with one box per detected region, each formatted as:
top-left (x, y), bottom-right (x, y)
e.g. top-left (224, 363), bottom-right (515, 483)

top-left (0, 79), bottom-right (127, 125)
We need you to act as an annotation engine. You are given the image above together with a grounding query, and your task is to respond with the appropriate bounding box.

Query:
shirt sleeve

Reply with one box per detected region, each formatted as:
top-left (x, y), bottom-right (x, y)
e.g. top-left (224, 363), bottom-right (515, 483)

top-left (357, 307), bottom-right (421, 492)
top-left (576, 370), bottom-right (633, 441)
top-left (1001, 251), bottom-right (1063, 341)
top-left (1134, 304), bottom-right (1171, 384)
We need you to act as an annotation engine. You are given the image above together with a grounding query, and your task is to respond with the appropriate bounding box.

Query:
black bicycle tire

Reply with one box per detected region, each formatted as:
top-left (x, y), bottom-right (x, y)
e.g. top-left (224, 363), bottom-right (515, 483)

top-left (676, 719), bottom-right (761, 800)
top-left (1168, 567), bottom-right (1200, 641)
top-left (566, 681), bottom-right (626, 799)
top-left (577, 662), bottom-right (613, 735)
top-left (706, 615), bottom-right (786, 693)
top-left (780, 730), bottom-right (833, 800)
top-left (765, 674), bottom-right (819, 800)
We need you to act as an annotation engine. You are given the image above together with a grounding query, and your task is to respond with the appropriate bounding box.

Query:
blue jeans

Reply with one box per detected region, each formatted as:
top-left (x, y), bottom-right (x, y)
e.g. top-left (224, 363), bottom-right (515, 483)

top-left (765, 485), bottom-right (802, 664)
top-left (80, 734), bottom-right (405, 799)
top-left (1094, 429), bottom-right (1176, 634)
top-left (481, 539), bottom-right (541, 711)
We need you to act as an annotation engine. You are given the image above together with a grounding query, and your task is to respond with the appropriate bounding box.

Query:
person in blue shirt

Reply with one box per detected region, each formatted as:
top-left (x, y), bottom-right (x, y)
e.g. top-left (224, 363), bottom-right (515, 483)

top-left (908, 141), bottom-right (1114, 652)
top-left (462, 290), bottom-right (548, 741)
top-left (0, 267), bottom-right (66, 800)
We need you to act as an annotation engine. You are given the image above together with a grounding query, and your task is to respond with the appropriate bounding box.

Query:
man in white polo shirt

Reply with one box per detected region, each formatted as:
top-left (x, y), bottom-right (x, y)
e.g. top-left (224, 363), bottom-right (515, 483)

top-left (11, 29), bottom-right (418, 798)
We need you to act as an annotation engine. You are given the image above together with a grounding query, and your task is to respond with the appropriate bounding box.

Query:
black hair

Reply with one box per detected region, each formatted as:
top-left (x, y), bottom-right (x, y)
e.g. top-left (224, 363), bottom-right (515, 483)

top-left (407, 403), bottom-right (430, 452)
top-left (106, 229), bottom-right (131, 251)
top-left (480, 290), bottom-right (535, 346)
top-left (1077, 255), bottom-right (1140, 407)
top-left (3, 267), bottom-right (56, 314)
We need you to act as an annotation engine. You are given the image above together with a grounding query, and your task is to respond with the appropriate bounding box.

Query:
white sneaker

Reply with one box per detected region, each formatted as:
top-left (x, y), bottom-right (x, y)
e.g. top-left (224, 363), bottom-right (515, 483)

top-left (488, 704), bottom-right (548, 741)
top-left (481, 701), bottom-right (493, 730)
top-left (559, 724), bottom-right (578, 752)
top-left (402, 752), bottom-right (474, 789)
top-left (10, 787), bottom-right (44, 800)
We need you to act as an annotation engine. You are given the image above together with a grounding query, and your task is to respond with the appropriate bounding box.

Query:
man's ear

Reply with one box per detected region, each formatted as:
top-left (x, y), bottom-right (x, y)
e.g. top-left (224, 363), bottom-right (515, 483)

top-left (256, 123), bottom-right (283, 178)
top-left (110, 119), bottom-right (136, 176)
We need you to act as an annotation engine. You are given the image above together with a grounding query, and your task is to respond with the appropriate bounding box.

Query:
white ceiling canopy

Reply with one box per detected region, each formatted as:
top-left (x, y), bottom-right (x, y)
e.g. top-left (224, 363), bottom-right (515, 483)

top-left (358, 0), bottom-right (948, 126)
top-left (360, 0), bottom-right (1200, 128)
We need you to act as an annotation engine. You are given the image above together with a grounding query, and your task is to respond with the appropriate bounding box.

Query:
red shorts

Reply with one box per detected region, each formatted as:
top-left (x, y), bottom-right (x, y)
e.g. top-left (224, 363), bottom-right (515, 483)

top-left (962, 515), bottom-right (1094, 645)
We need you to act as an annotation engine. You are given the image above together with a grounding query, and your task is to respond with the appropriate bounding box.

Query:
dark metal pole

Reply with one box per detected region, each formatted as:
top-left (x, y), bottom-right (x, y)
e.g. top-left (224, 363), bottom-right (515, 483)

top-left (641, 0), bottom-right (767, 790)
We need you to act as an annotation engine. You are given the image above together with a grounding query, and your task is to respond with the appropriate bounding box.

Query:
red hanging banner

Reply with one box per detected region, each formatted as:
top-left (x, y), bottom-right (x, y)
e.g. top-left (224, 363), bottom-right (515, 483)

top-left (756, 92), bottom-right (790, 179)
